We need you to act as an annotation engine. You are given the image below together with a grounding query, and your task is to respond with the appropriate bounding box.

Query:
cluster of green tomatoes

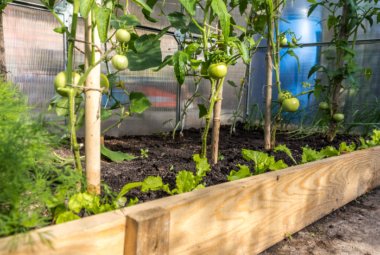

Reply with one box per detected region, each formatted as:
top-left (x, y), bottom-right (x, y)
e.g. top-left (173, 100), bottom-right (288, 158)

top-left (279, 36), bottom-right (298, 47)
top-left (53, 29), bottom-right (132, 97)
top-left (318, 102), bottom-right (344, 122)
top-left (278, 90), bottom-right (299, 112)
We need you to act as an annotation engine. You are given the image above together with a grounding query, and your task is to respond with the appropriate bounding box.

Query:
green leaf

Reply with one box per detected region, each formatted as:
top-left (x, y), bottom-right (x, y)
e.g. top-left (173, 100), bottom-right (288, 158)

top-left (175, 171), bottom-right (196, 194)
top-left (370, 129), bottom-right (380, 145)
top-left (132, 0), bottom-right (154, 13)
top-left (178, 0), bottom-right (197, 16)
top-left (152, 55), bottom-right (173, 72)
top-left (135, 26), bottom-right (172, 54)
top-left (198, 104), bottom-right (207, 118)
top-left (75, 107), bottom-right (85, 131)
top-left (56, 97), bottom-right (69, 116)
top-left (129, 92), bottom-right (152, 114)
top-left (115, 197), bottom-right (127, 208)
top-left (238, 42), bottom-right (250, 63)
top-left (56, 211), bottom-right (81, 224)
top-left (377, 13), bottom-right (380, 24)
top-left (364, 68), bottom-right (372, 80)
top-left (94, 5), bottom-right (111, 43)
top-left (307, 0), bottom-right (317, 3)
top-left (211, 0), bottom-right (231, 44)
top-left (173, 51), bottom-right (188, 85)
top-left (142, 0), bottom-right (158, 23)
top-left (166, 12), bottom-right (188, 28)
top-left (308, 65), bottom-right (326, 79)
top-left (231, 23), bottom-right (247, 34)
top-left (340, 46), bottom-right (357, 56)
top-left (319, 146), bottom-right (340, 158)
top-left (53, 203), bottom-right (67, 222)
top-left (50, 92), bottom-right (64, 104)
top-left (101, 108), bottom-right (113, 121)
top-left (107, 73), bottom-right (118, 87)
top-left (339, 142), bottom-right (356, 152)
top-left (242, 149), bottom-right (276, 175)
top-left (227, 80), bottom-right (238, 87)
top-left (141, 176), bottom-right (164, 192)
top-left (117, 182), bottom-right (143, 200)
top-left (184, 43), bottom-right (200, 57)
top-left (314, 85), bottom-right (322, 100)
top-left (227, 164), bottom-right (252, 181)
top-left (186, 19), bottom-right (202, 34)
top-left (253, 15), bottom-right (267, 33)
top-left (127, 197), bottom-right (139, 206)
top-left (300, 147), bottom-right (325, 164)
top-left (111, 15), bottom-right (142, 30)
top-left (101, 144), bottom-right (138, 162)
top-left (193, 154), bottom-right (211, 180)
top-left (53, 27), bottom-right (66, 34)
top-left (79, 0), bottom-right (94, 19)
top-left (274, 144), bottom-right (297, 164)
top-left (269, 160), bottom-right (288, 171)
top-left (190, 59), bottom-right (202, 70)
top-left (238, 0), bottom-right (248, 15)
top-left (288, 50), bottom-right (301, 73)
top-left (126, 37), bottom-right (162, 71)
top-left (308, 3), bottom-right (318, 17)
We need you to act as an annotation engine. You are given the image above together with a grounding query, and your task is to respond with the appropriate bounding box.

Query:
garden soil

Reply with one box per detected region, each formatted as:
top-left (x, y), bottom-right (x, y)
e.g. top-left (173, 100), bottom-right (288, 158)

top-left (55, 123), bottom-right (380, 254)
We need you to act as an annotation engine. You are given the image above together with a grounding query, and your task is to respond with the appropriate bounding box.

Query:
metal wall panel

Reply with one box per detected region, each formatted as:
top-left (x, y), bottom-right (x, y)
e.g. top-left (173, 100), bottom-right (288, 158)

top-left (3, 5), bottom-right (65, 116)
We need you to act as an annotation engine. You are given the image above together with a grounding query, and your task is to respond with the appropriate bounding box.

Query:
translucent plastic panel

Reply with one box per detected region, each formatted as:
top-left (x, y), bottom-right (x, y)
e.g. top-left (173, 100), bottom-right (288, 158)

top-left (20, 0), bottom-right (62, 6)
top-left (76, 31), bottom-right (179, 136)
top-left (3, 5), bottom-right (65, 116)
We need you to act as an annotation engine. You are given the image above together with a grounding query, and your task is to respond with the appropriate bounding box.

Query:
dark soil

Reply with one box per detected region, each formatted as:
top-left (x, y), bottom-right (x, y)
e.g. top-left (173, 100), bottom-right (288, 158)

top-left (65, 122), bottom-right (361, 203)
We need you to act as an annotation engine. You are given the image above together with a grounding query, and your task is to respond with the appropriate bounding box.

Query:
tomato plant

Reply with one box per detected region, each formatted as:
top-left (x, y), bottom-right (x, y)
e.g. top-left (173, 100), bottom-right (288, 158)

top-left (111, 54), bottom-right (129, 71)
top-left (115, 29), bottom-right (131, 44)
top-left (278, 90), bottom-right (293, 103)
top-left (208, 63), bottom-right (228, 80)
top-left (282, 98), bottom-right (300, 112)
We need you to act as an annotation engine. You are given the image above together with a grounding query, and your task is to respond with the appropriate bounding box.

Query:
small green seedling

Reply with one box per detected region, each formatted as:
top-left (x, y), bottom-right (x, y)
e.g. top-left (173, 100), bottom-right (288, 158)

top-left (355, 199), bottom-right (360, 204)
top-left (218, 152), bottom-right (224, 161)
top-left (286, 232), bottom-right (293, 242)
top-left (140, 149), bottom-right (148, 158)
top-left (170, 165), bottom-right (174, 171)
top-left (363, 195), bottom-right (367, 199)
top-left (310, 232), bottom-right (317, 237)
top-left (181, 147), bottom-right (184, 149)
top-left (155, 131), bottom-right (170, 139)
top-left (318, 228), bottom-right (323, 232)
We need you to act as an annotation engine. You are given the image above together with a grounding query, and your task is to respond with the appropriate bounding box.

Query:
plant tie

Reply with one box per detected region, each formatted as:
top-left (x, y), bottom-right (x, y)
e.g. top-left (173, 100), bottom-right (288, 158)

top-left (262, 82), bottom-right (281, 98)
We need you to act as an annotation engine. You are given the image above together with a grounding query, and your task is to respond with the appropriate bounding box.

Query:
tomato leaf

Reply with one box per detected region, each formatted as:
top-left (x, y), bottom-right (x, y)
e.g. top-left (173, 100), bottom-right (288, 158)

top-left (172, 51), bottom-right (188, 85)
top-left (227, 80), bottom-right (238, 87)
top-left (166, 12), bottom-right (188, 28)
top-left (142, 0), bottom-right (158, 23)
top-left (227, 164), bottom-right (252, 181)
top-left (340, 46), bottom-right (358, 56)
top-left (110, 14), bottom-right (142, 29)
top-left (75, 107), bottom-right (85, 131)
top-left (79, 0), bottom-right (94, 19)
top-left (308, 3), bottom-right (318, 17)
top-left (178, 0), bottom-right (197, 16)
top-left (132, 0), bottom-right (154, 13)
top-left (129, 92), bottom-right (152, 114)
top-left (56, 97), bottom-right (69, 116)
top-left (152, 55), bottom-right (173, 72)
top-left (101, 144), bottom-right (138, 162)
top-left (364, 68), bottom-right (372, 80)
top-left (288, 50), bottom-right (301, 73)
top-left (94, 5), bottom-right (111, 43)
top-left (190, 59), bottom-right (202, 70)
top-left (100, 108), bottom-right (113, 121)
top-left (238, 0), bottom-right (248, 15)
top-left (53, 27), bottom-right (66, 34)
top-left (211, 0), bottom-right (231, 44)
top-left (184, 42), bottom-right (200, 57)
top-left (126, 35), bottom-right (162, 71)
top-left (197, 104), bottom-right (207, 118)
top-left (308, 64), bottom-right (327, 79)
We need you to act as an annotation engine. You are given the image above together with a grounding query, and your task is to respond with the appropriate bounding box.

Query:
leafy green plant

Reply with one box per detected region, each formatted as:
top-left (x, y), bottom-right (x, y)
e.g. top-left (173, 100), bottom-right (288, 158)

top-left (242, 149), bottom-right (288, 175)
top-left (218, 152), bottom-right (225, 161)
top-left (319, 146), bottom-right (340, 158)
top-left (140, 149), bottom-right (149, 158)
top-left (300, 147), bottom-right (326, 164)
top-left (0, 81), bottom-right (82, 243)
top-left (274, 144), bottom-right (297, 165)
top-left (357, 129), bottom-right (380, 149)
top-left (339, 142), bottom-right (356, 152)
top-left (307, 0), bottom-right (379, 141)
top-left (227, 164), bottom-right (252, 181)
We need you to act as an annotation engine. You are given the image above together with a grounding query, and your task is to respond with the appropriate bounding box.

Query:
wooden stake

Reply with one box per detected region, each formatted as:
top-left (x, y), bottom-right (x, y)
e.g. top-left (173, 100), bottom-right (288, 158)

top-left (85, 8), bottom-right (101, 194)
top-left (124, 207), bottom-right (170, 255)
top-left (264, 40), bottom-right (273, 150)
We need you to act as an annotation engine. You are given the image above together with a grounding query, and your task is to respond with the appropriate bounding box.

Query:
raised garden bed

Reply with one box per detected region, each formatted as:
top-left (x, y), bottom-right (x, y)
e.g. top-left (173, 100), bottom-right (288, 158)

top-left (1, 146), bottom-right (379, 255)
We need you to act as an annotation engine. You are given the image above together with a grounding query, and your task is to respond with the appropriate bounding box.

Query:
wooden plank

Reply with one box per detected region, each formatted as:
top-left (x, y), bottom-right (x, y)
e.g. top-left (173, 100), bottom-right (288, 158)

top-left (1, 146), bottom-right (380, 255)
top-left (124, 207), bottom-right (170, 255)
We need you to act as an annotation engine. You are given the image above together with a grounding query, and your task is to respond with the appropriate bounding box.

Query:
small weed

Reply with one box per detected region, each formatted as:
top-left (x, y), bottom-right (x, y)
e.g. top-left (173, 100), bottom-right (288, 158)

top-left (218, 152), bottom-right (224, 161)
top-left (155, 131), bottom-right (170, 139)
top-left (363, 195), bottom-right (367, 199)
top-left (140, 149), bottom-right (149, 158)
top-left (170, 166), bottom-right (174, 171)
top-left (355, 199), bottom-right (360, 204)
top-left (318, 227), bottom-right (323, 232)
top-left (310, 232), bottom-right (317, 237)
top-left (181, 147), bottom-right (184, 149)
top-left (286, 232), bottom-right (293, 242)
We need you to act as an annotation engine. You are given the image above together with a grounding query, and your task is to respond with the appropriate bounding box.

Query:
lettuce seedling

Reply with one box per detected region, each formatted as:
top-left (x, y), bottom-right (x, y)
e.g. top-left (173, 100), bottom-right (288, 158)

top-left (339, 142), bottom-right (356, 152)
top-left (319, 146), bottom-right (340, 158)
top-left (242, 149), bottom-right (288, 175)
top-left (227, 164), bottom-right (252, 181)
top-left (274, 144), bottom-right (297, 164)
top-left (300, 147), bottom-right (325, 164)
top-left (358, 129), bottom-right (380, 150)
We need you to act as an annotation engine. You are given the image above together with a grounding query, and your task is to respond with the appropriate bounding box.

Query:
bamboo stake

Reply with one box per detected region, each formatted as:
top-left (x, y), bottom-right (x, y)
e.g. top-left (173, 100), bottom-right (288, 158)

top-left (264, 27), bottom-right (273, 150)
top-left (85, 6), bottom-right (101, 195)
top-left (211, 22), bottom-right (223, 164)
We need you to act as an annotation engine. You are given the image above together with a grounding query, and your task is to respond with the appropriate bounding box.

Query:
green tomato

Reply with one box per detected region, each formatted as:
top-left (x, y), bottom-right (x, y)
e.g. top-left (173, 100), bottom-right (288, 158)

top-left (115, 29), bottom-right (131, 44)
top-left (54, 71), bottom-right (82, 97)
top-left (112, 55), bottom-right (129, 71)
top-left (100, 73), bottom-right (109, 94)
top-left (319, 102), bottom-right (329, 110)
top-left (282, 98), bottom-right (300, 112)
top-left (278, 90), bottom-right (293, 103)
top-left (207, 63), bottom-right (228, 79)
top-left (280, 37), bottom-right (287, 46)
top-left (292, 37), bottom-right (298, 44)
top-left (333, 113), bottom-right (344, 122)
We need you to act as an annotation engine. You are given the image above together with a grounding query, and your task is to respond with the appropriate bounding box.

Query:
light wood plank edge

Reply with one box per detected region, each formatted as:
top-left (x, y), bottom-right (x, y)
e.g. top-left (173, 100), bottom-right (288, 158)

top-left (0, 146), bottom-right (379, 255)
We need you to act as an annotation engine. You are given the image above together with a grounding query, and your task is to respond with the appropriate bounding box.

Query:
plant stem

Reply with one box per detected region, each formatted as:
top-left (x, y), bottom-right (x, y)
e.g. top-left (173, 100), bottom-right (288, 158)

top-left (68, 90), bottom-right (82, 173)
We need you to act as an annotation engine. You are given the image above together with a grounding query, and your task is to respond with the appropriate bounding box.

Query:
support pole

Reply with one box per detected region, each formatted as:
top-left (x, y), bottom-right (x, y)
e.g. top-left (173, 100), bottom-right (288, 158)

top-left (264, 41), bottom-right (273, 150)
top-left (85, 7), bottom-right (101, 194)
top-left (124, 207), bottom-right (170, 255)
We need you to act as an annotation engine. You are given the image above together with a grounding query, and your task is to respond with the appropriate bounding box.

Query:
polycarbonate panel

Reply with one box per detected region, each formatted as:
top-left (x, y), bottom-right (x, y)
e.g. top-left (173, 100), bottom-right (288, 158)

top-left (76, 31), bottom-right (179, 137)
top-left (116, 0), bottom-right (181, 30)
top-left (180, 58), bottom-right (247, 129)
top-left (21, 0), bottom-right (62, 6)
top-left (3, 5), bottom-right (64, 118)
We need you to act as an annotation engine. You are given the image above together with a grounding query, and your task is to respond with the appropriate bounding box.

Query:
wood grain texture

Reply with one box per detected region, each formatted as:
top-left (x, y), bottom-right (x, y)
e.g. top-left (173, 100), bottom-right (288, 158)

top-left (1, 147), bottom-right (379, 255)
top-left (124, 207), bottom-right (169, 255)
